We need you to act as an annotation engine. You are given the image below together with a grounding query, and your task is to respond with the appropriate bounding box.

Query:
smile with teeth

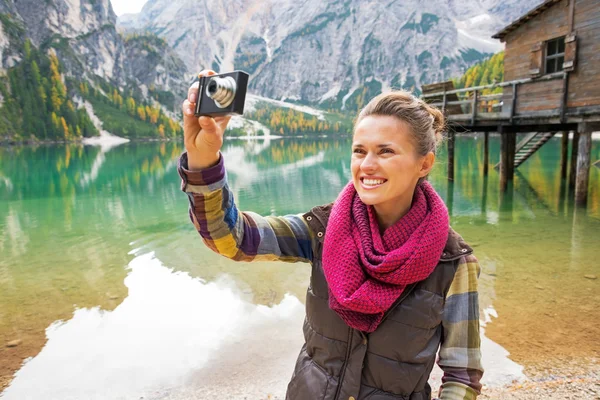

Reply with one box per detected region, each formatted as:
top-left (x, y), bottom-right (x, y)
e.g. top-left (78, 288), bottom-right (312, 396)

top-left (361, 178), bottom-right (387, 186)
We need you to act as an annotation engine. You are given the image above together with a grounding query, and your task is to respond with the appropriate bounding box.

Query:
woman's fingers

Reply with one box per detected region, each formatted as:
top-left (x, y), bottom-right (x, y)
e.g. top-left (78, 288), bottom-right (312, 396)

top-left (187, 81), bottom-right (199, 104)
top-left (182, 99), bottom-right (200, 143)
top-left (200, 69), bottom-right (217, 77)
top-left (187, 69), bottom-right (218, 108)
top-left (182, 99), bottom-right (194, 116)
top-left (183, 70), bottom-right (226, 152)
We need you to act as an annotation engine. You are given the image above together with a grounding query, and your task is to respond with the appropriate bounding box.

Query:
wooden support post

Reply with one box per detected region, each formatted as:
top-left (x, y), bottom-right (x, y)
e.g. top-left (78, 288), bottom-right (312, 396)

top-left (575, 130), bottom-right (592, 207)
top-left (471, 90), bottom-right (479, 125)
top-left (481, 176), bottom-right (488, 216)
top-left (569, 131), bottom-right (580, 190)
top-left (560, 131), bottom-right (569, 180)
top-left (558, 176), bottom-right (567, 215)
top-left (447, 129), bottom-right (455, 181)
top-left (499, 182), bottom-right (514, 223)
top-left (560, 73), bottom-right (569, 123)
top-left (510, 83), bottom-right (518, 123)
top-left (483, 131), bottom-right (489, 176)
top-left (499, 125), bottom-right (516, 192)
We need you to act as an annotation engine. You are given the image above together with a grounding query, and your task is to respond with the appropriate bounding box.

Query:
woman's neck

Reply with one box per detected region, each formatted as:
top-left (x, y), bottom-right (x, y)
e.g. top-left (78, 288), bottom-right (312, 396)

top-left (373, 188), bottom-right (416, 232)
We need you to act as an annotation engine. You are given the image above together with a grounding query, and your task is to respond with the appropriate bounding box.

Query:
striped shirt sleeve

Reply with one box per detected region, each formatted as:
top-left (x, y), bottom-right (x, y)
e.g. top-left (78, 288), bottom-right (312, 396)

top-left (437, 254), bottom-right (484, 400)
top-left (178, 152), bottom-right (314, 263)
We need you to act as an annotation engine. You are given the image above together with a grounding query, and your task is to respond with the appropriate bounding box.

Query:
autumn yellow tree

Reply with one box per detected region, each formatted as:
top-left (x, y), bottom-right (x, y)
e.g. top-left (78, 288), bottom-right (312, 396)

top-left (137, 105), bottom-right (147, 121)
top-left (49, 53), bottom-right (66, 111)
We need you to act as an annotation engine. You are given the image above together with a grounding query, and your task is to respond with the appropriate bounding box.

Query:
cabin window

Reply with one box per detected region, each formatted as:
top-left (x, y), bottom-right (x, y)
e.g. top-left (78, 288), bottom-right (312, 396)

top-left (545, 36), bottom-right (565, 74)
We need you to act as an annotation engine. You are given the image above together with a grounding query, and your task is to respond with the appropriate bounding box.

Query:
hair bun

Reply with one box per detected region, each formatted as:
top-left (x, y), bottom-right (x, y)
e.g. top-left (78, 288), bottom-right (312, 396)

top-left (424, 104), bottom-right (445, 144)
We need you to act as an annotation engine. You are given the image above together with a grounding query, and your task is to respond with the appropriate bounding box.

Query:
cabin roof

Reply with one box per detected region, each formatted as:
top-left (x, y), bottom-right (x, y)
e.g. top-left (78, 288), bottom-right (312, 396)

top-left (492, 0), bottom-right (562, 40)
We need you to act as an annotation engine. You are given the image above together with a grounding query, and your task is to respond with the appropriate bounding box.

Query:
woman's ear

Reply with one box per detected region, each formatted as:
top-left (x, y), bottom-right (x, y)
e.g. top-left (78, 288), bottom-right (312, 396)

top-left (418, 152), bottom-right (435, 178)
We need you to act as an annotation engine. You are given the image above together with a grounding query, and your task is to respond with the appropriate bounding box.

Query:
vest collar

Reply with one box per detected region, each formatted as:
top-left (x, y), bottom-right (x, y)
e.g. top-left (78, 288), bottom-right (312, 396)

top-left (304, 203), bottom-right (472, 262)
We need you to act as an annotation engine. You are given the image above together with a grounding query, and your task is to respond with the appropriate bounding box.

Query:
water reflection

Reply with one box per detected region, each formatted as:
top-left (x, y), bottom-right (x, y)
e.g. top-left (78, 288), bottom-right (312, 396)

top-left (0, 135), bottom-right (599, 394)
top-left (3, 253), bottom-right (527, 400)
top-left (2, 253), bottom-right (305, 400)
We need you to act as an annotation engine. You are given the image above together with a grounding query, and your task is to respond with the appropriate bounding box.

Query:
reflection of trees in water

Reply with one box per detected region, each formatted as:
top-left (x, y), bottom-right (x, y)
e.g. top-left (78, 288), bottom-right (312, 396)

top-left (0, 137), bottom-right (598, 386)
top-left (0, 142), bottom-right (188, 372)
top-left (0, 142), bottom-right (185, 201)
top-left (222, 138), bottom-right (351, 215)
top-left (428, 135), bottom-right (599, 219)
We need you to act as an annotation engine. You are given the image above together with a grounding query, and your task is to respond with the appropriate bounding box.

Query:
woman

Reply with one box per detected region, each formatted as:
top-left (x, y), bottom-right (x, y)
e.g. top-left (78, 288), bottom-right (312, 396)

top-left (179, 70), bottom-right (484, 400)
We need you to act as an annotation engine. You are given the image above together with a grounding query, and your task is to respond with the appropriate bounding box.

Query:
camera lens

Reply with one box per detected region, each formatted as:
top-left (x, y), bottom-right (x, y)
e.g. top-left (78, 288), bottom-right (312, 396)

top-left (205, 76), bottom-right (237, 108)
top-left (208, 80), bottom-right (218, 96)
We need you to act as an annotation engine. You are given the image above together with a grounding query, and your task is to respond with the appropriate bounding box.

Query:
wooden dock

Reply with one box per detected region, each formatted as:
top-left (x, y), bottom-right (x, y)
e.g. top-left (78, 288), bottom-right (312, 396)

top-left (421, 0), bottom-right (600, 207)
top-left (422, 73), bottom-right (598, 207)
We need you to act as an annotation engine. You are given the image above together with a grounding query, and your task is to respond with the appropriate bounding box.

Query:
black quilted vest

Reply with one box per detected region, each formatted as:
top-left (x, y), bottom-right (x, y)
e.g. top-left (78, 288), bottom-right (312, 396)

top-left (285, 203), bottom-right (473, 400)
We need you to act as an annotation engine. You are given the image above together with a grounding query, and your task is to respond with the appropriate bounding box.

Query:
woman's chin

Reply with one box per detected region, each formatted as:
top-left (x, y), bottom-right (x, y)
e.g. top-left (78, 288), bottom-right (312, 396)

top-left (357, 192), bottom-right (382, 206)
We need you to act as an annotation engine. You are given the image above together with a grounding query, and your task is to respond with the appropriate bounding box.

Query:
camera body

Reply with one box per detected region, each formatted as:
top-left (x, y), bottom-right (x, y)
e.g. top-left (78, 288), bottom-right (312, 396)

top-left (194, 70), bottom-right (249, 117)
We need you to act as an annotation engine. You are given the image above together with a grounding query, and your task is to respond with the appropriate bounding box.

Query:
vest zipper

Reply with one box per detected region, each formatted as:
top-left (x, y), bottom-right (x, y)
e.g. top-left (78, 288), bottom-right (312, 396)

top-left (333, 327), bottom-right (354, 400)
top-left (333, 283), bottom-right (418, 400)
top-left (379, 282), bottom-right (418, 326)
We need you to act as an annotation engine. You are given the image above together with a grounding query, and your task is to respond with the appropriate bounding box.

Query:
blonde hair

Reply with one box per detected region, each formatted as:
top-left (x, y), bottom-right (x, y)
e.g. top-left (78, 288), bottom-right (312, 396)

top-left (355, 91), bottom-right (445, 157)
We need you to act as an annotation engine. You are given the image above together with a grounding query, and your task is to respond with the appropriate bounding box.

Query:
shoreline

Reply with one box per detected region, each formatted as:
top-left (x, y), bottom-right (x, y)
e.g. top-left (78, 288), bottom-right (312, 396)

top-left (3, 359), bottom-right (598, 399)
top-left (0, 136), bottom-right (183, 148)
top-left (3, 131), bottom-right (598, 148)
top-left (481, 369), bottom-right (600, 399)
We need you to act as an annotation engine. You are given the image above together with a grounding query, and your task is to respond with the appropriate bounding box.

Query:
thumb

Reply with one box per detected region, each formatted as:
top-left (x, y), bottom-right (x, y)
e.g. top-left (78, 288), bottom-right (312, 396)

top-left (199, 116), bottom-right (219, 135)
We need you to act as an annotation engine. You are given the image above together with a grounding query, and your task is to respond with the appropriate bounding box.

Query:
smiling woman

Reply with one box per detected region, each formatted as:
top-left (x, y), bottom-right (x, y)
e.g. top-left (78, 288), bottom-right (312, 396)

top-left (179, 72), bottom-right (484, 400)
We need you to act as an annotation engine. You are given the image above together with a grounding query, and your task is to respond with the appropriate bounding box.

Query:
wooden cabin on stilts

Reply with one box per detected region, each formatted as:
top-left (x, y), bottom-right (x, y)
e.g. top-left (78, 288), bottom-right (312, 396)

top-left (422, 0), bottom-right (600, 207)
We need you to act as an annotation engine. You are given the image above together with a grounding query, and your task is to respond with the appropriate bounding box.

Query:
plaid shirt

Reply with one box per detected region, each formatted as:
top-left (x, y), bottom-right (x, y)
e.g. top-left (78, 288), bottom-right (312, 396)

top-left (179, 152), bottom-right (483, 400)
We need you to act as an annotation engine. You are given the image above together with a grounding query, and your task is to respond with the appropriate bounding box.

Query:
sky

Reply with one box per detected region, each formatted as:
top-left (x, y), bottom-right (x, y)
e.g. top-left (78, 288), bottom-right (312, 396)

top-left (111, 0), bottom-right (149, 16)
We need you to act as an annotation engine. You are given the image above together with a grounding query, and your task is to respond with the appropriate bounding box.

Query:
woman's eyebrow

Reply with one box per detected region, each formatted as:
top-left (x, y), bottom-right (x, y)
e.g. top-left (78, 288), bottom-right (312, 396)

top-left (352, 143), bottom-right (393, 148)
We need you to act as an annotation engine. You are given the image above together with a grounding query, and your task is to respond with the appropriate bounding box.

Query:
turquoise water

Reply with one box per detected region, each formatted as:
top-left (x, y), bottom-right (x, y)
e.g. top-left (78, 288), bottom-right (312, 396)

top-left (0, 136), bottom-right (599, 398)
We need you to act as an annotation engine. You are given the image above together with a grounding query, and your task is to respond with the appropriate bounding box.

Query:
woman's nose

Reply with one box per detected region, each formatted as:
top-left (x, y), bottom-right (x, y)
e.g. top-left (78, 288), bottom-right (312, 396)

top-left (360, 153), bottom-right (378, 172)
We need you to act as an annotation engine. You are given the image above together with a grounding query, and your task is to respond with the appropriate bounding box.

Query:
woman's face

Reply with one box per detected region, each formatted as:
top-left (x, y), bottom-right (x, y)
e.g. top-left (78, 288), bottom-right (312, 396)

top-left (351, 115), bottom-right (432, 211)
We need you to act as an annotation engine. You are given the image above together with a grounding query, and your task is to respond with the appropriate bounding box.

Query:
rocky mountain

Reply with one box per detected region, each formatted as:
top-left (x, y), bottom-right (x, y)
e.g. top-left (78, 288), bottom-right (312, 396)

top-left (0, 0), bottom-right (194, 144)
top-left (0, 0), bottom-right (188, 110)
top-left (118, 0), bottom-right (543, 111)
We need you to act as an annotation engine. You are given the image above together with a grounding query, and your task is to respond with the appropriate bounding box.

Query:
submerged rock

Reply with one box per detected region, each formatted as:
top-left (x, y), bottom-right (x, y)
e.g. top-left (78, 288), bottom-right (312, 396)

top-left (6, 339), bottom-right (22, 348)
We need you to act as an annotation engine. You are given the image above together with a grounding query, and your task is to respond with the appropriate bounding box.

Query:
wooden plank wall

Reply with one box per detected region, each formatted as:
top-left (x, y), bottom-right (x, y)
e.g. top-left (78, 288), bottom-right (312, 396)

top-left (516, 79), bottom-right (564, 112)
top-left (502, 0), bottom-right (570, 115)
top-left (567, 0), bottom-right (600, 108)
top-left (500, 0), bottom-right (600, 114)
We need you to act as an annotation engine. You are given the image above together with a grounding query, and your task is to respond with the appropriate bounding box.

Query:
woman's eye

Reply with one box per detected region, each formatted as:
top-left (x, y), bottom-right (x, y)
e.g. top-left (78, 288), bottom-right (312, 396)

top-left (352, 148), bottom-right (365, 154)
top-left (380, 148), bottom-right (394, 154)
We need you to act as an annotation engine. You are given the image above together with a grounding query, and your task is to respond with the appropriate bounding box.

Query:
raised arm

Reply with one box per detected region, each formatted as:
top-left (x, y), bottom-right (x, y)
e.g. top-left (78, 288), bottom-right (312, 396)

top-left (180, 70), bottom-right (314, 263)
top-left (437, 254), bottom-right (484, 400)
top-left (178, 152), bottom-right (314, 263)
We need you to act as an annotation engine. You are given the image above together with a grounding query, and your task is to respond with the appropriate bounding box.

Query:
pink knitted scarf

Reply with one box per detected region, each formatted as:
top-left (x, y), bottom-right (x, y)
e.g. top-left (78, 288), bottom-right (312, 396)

top-left (322, 181), bottom-right (449, 333)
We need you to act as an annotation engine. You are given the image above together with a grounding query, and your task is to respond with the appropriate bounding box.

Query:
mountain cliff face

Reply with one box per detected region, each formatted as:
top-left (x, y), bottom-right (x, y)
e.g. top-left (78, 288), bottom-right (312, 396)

top-left (0, 0), bottom-right (189, 143)
top-left (0, 0), bottom-right (188, 107)
top-left (118, 0), bottom-right (542, 110)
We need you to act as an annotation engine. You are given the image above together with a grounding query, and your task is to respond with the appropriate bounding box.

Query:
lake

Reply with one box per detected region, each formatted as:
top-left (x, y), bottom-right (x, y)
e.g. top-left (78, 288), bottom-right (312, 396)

top-left (0, 135), bottom-right (599, 399)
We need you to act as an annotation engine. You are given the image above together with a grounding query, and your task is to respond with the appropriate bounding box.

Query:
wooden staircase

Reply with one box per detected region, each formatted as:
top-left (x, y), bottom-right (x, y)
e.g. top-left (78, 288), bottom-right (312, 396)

top-left (495, 132), bottom-right (556, 170)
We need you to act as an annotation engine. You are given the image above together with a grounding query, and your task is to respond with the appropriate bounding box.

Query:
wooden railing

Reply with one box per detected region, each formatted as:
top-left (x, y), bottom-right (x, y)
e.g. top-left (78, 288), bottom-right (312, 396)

top-left (421, 71), bottom-right (566, 124)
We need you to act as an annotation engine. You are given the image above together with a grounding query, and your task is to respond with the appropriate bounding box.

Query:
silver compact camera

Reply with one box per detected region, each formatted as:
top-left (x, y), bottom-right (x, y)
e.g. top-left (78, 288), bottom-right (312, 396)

top-left (194, 71), bottom-right (249, 117)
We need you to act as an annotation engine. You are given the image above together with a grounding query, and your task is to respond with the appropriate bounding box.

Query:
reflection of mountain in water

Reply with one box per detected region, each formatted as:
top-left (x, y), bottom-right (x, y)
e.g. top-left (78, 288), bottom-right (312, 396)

top-left (223, 139), bottom-right (350, 215)
top-left (0, 135), bottom-right (599, 392)
top-left (1, 253), bottom-right (305, 400)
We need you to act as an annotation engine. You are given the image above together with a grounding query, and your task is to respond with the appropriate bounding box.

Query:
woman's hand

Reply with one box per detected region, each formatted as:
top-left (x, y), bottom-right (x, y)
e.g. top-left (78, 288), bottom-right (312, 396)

top-left (182, 69), bottom-right (232, 170)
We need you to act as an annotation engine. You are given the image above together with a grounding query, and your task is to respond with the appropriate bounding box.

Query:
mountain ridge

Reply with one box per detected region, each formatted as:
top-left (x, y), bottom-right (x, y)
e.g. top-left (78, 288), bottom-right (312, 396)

top-left (118, 0), bottom-right (543, 110)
